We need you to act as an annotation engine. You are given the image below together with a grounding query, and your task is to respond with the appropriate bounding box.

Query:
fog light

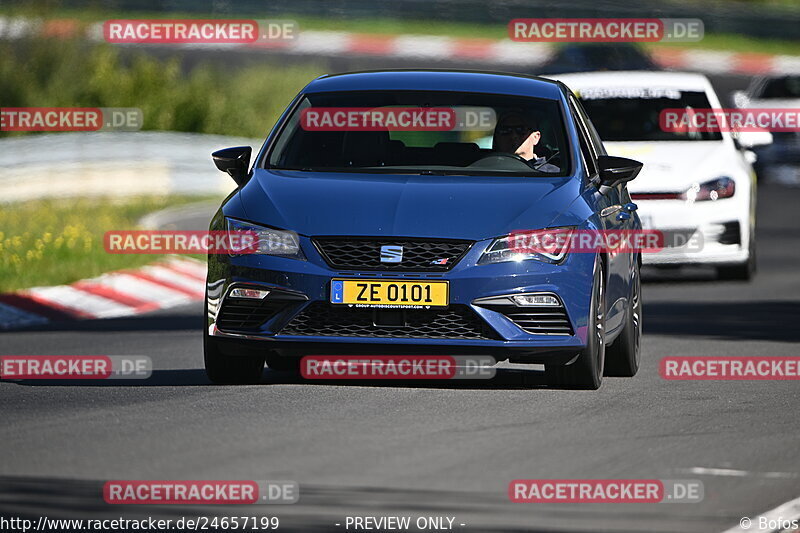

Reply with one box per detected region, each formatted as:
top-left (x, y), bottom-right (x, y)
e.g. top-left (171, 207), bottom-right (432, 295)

top-left (229, 288), bottom-right (270, 299)
top-left (511, 294), bottom-right (560, 307)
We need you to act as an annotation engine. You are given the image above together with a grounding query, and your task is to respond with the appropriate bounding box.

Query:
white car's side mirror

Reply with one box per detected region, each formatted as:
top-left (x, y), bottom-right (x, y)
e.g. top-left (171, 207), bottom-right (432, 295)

top-left (732, 90), bottom-right (750, 108)
top-left (737, 130), bottom-right (773, 148)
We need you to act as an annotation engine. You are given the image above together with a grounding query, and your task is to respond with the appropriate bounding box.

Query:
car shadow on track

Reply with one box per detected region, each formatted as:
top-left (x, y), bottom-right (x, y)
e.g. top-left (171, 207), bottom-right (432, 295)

top-left (257, 367), bottom-right (560, 390)
top-left (644, 300), bottom-right (800, 342)
top-left (641, 265), bottom-right (720, 284)
top-left (3, 367), bottom-right (583, 391)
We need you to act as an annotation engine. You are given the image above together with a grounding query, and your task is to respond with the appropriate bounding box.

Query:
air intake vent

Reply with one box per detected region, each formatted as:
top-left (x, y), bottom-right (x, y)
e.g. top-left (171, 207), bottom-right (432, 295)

top-left (478, 303), bottom-right (573, 335)
top-left (280, 302), bottom-right (497, 339)
top-left (216, 298), bottom-right (287, 331)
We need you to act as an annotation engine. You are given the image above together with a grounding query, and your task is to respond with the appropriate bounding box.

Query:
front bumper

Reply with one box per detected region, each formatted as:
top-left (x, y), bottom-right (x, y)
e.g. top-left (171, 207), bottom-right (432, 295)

top-left (635, 197), bottom-right (751, 266)
top-left (206, 237), bottom-right (596, 364)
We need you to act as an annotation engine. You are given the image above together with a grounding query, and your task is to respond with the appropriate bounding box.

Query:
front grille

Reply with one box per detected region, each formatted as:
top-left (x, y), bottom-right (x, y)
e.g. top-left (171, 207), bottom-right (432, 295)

top-left (216, 298), bottom-right (287, 331)
top-left (280, 302), bottom-right (497, 339)
top-left (313, 237), bottom-right (472, 271)
top-left (481, 304), bottom-right (573, 335)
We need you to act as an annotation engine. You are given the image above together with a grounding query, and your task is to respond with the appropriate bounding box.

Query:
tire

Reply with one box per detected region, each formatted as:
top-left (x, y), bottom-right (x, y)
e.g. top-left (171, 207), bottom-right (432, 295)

top-left (717, 234), bottom-right (756, 281)
top-left (545, 260), bottom-right (606, 390)
top-left (604, 260), bottom-right (641, 377)
top-left (204, 325), bottom-right (265, 385)
top-left (265, 352), bottom-right (301, 372)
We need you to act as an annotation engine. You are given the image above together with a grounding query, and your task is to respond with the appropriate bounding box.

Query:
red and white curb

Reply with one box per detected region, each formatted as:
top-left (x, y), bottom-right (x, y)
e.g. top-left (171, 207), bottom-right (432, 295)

top-left (0, 257), bottom-right (206, 330)
top-left (1, 16), bottom-right (799, 76)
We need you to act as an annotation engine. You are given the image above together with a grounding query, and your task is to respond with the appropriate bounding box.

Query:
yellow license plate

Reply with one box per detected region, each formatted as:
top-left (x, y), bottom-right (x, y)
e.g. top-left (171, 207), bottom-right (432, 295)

top-left (330, 279), bottom-right (449, 309)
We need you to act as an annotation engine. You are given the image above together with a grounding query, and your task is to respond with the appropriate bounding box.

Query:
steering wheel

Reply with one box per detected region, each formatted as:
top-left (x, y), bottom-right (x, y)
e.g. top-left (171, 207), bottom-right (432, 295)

top-left (468, 153), bottom-right (532, 170)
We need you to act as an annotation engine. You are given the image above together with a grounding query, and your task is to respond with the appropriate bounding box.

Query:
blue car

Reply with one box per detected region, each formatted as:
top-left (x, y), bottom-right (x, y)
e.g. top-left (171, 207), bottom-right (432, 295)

top-left (204, 70), bottom-right (643, 389)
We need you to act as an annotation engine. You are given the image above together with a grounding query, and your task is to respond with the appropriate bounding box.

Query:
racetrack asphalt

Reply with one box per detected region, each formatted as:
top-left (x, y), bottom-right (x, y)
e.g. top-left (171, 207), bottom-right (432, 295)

top-left (1, 182), bottom-right (798, 532)
top-left (0, 42), bottom-right (794, 531)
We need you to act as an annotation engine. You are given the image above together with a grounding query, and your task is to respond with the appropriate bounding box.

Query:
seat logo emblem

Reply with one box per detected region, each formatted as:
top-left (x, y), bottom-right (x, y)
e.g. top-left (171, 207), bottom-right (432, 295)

top-left (380, 245), bottom-right (403, 263)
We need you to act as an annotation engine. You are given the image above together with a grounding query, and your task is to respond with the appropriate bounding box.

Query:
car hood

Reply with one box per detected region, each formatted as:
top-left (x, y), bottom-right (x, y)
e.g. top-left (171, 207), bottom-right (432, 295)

top-left (603, 141), bottom-right (734, 193)
top-left (239, 169), bottom-right (581, 240)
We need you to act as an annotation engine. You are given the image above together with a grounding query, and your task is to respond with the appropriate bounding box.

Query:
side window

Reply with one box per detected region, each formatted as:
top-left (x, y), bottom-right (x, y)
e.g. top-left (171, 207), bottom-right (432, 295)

top-left (572, 95), bottom-right (631, 198)
top-left (577, 127), bottom-right (598, 177)
top-left (571, 95), bottom-right (607, 156)
top-left (569, 98), bottom-right (598, 177)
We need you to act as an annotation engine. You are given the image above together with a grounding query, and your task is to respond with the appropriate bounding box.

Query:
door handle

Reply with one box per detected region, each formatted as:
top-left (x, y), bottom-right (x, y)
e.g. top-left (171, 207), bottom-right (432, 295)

top-left (600, 205), bottom-right (622, 217)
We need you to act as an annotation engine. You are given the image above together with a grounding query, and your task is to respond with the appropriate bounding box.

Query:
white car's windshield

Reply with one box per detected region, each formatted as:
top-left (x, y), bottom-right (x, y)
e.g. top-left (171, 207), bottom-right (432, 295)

top-left (577, 88), bottom-right (724, 142)
top-left (756, 75), bottom-right (800, 99)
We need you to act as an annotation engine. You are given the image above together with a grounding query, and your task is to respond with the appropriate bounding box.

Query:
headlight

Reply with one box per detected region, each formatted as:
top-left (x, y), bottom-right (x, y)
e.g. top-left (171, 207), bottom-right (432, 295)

top-left (478, 227), bottom-right (574, 265)
top-left (225, 218), bottom-right (306, 260)
top-left (683, 177), bottom-right (735, 202)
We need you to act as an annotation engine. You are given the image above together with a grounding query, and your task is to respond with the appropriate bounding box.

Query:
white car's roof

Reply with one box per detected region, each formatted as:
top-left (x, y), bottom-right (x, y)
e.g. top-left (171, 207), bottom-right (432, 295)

top-left (548, 71), bottom-right (712, 92)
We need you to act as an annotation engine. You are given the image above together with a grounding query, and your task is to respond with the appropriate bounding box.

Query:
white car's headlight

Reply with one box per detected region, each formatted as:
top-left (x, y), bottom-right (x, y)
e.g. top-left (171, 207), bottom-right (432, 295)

top-left (226, 218), bottom-right (306, 260)
top-left (683, 177), bottom-right (736, 202)
top-left (478, 228), bottom-right (574, 265)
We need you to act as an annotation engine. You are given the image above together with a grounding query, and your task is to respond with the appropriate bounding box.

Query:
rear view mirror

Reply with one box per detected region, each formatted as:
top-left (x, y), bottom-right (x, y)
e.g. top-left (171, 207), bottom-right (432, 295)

top-left (597, 155), bottom-right (643, 188)
top-left (212, 146), bottom-right (252, 187)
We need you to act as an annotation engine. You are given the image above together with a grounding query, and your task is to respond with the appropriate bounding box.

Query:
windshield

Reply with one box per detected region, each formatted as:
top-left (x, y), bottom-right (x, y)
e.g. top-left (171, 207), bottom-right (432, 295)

top-left (266, 90), bottom-right (571, 176)
top-left (577, 88), bottom-right (723, 141)
top-left (757, 76), bottom-right (800, 99)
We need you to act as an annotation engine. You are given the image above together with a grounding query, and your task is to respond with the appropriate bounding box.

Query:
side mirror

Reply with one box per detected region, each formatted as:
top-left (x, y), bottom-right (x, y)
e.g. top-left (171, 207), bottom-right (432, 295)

top-left (212, 146), bottom-right (252, 187)
top-left (732, 90), bottom-right (750, 108)
top-left (737, 130), bottom-right (773, 149)
top-left (597, 155), bottom-right (643, 188)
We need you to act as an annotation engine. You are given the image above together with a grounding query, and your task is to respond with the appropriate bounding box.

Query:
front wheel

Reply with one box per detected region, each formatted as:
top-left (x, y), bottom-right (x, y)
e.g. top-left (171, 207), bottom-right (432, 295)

top-left (204, 329), bottom-right (265, 384)
top-left (545, 260), bottom-right (606, 390)
top-left (604, 261), bottom-right (641, 377)
top-left (717, 235), bottom-right (756, 281)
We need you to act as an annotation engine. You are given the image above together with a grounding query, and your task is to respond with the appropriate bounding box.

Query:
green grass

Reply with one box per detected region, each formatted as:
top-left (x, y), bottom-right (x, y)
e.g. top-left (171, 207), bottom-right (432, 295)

top-left (0, 195), bottom-right (217, 292)
top-left (0, 38), bottom-right (325, 138)
top-left (2, 5), bottom-right (800, 56)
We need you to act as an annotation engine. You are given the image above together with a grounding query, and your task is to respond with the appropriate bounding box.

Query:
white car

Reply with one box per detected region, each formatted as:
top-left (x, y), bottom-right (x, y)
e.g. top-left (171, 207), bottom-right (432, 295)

top-left (548, 71), bottom-right (758, 280)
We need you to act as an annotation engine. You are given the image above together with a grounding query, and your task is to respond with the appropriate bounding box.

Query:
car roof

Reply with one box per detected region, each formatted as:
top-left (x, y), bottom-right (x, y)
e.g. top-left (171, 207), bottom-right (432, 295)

top-left (303, 69), bottom-right (565, 100)
top-left (546, 70), bottom-right (712, 92)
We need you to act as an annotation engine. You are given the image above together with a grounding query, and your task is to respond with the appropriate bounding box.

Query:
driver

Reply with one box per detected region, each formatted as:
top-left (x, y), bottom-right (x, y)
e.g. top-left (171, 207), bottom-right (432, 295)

top-left (492, 111), bottom-right (559, 172)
